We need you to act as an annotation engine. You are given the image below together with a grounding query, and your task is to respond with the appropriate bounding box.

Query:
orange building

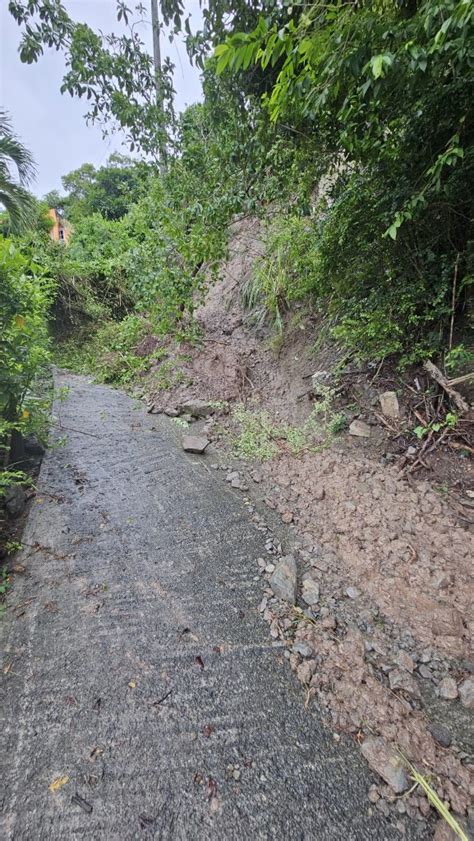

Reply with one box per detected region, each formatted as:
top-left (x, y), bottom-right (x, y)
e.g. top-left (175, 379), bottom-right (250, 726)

top-left (48, 208), bottom-right (71, 244)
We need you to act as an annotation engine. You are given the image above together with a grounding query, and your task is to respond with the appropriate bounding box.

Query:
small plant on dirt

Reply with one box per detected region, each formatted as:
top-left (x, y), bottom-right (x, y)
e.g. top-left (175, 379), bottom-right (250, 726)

top-left (154, 361), bottom-right (188, 392)
top-left (4, 540), bottom-right (22, 554)
top-left (232, 405), bottom-right (279, 461)
top-left (0, 466), bottom-right (27, 499)
top-left (328, 412), bottom-right (348, 435)
top-left (172, 418), bottom-right (189, 429)
top-left (444, 344), bottom-right (474, 376)
top-left (233, 387), bottom-right (348, 460)
top-left (0, 566), bottom-right (11, 616)
top-left (413, 412), bottom-right (458, 440)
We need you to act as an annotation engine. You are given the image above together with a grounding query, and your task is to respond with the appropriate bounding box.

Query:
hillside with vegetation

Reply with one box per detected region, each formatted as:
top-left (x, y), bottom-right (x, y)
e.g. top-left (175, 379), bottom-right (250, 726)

top-left (1, 3), bottom-right (473, 835)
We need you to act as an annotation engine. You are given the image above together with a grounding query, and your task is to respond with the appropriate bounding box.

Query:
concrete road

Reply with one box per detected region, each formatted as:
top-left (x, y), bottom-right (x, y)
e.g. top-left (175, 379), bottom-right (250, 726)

top-left (1, 372), bottom-right (431, 840)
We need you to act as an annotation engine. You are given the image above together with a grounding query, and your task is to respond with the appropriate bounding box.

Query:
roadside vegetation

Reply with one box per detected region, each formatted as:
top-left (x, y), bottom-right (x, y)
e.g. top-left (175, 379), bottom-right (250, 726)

top-left (1, 0), bottom-right (473, 501)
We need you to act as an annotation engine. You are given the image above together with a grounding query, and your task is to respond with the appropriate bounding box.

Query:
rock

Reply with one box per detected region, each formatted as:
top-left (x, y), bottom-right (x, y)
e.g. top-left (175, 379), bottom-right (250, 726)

top-left (313, 487), bottom-right (325, 501)
top-left (376, 799), bottom-right (390, 817)
top-left (231, 477), bottom-right (248, 491)
top-left (368, 785), bottom-right (380, 804)
top-left (428, 722), bottom-right (452, 748)
top-left (360, 737), bottom-right (409, 794)
top-left (433, 819), bottom-right (459, 841)
top-left (379, 391), bottom-right (400, 419)
top-left (292, 641), bottom-right (312, 658)
top-left (24, 433), bottom-right (45, 456)
top-left (418, 665), bottom-right (432, 680)
top-left (164, 407), bottom-right (179, 417)
top-left (388, 669), bottom-right (420, 698)
top-left (468, 805), bottom-right (474, 835)
top-left (431, 608), bottom-right (465, 638)
top-left (297, 660), bottom-right (317, 684)
top-left (458, 677), bottom-right (474, 709)
top-left (302, 579), bottom-right (320, 606)
top-left (396, 651), bottom-right (415, 673)
top-left (321, 614), bottom-right (336, 631)
top-left (438, 677), bottom-right (458, 700)
top-left (265, 563), bottom-right (275, 574)
top-left (177, 399), bottom-right (221, 418)
top-left (311, 371), bottom-right (331, 390)
top-left (349, 420), bottom-right (371, 438)
top-left (269, 555), bottom-right (297, 604)
top-left (346, 586), bottom-right (361, 599)
top-left (281, 511), bottom-right (294, 524)
top-left (4, 485), bottom-right (26, 518)
top-left (182, 436), bottom-right (209, 454)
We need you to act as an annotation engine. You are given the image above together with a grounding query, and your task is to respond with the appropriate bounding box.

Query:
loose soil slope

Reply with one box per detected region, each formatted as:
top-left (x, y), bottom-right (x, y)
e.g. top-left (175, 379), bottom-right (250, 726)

top-left (143, 217), bottom-right (473, 831)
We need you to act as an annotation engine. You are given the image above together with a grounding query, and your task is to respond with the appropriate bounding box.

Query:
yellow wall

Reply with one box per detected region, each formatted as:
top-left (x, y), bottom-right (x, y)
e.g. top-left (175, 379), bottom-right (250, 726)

top-left (48, 208), bottom-right (71, 244)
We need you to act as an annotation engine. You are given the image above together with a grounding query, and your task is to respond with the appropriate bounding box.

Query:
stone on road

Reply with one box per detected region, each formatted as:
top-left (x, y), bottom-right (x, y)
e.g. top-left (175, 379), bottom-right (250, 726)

top-left (0, 373), bottom-right (430, 840)
top-left (182, 434), bottom-right (210, 454)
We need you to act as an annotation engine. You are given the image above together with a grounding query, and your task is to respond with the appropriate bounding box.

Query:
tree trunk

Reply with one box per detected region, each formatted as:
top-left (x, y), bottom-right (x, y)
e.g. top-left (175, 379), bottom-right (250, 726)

top-left (150, 0), bottom-right (167, 175)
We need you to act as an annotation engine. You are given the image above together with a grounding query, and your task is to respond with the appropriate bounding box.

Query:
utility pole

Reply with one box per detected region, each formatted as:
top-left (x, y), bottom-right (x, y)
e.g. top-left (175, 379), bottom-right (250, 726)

top-left (150, 0), bottom-right (167, 174)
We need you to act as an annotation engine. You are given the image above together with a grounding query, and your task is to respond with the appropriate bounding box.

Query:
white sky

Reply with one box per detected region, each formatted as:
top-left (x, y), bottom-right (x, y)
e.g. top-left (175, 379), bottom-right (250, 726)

top-left (0, 0), bottom-right (203, 196)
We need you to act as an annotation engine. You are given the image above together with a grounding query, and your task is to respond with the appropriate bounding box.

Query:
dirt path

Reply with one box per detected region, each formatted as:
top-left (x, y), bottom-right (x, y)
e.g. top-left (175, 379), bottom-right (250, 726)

top-left (0, 372), bottom-right (432, 840)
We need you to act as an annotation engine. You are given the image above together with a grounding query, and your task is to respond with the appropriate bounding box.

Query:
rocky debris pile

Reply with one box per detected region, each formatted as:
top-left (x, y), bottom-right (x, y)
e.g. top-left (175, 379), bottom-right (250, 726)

top-left (223, 485), bottom-right (474, 829)
top-left (225, 470), bottom-right (249, 492)
top-left (259, 450), bottom-right (472, 661)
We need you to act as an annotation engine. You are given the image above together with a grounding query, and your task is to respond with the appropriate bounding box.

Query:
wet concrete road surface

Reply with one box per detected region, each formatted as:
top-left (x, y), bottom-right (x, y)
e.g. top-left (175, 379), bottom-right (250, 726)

top-left (1, 373), bottom-right (431, 840)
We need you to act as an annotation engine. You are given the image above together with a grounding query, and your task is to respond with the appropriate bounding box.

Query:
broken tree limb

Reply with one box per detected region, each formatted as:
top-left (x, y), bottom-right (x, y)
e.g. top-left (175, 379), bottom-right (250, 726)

top-left (447, 372), bottom-right (474, 387)
top-left (423, 360), bottom-right (470, 414)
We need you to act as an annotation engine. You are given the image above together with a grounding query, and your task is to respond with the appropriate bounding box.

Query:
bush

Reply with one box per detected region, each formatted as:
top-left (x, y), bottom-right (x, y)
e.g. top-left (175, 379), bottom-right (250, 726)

top-left (243, 216), bottom-right (320, 331)
top-left (0, 238), bottom-right (54, 425)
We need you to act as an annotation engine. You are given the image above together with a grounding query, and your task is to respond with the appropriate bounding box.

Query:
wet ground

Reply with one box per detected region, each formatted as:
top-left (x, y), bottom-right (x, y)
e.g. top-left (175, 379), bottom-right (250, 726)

top-left (1, 372), bottom-right (432, 840)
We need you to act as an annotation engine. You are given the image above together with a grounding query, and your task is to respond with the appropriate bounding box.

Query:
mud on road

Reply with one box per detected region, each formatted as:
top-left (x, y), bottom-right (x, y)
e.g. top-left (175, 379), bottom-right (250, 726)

top-left (0, 372), bottom-right (433, 840)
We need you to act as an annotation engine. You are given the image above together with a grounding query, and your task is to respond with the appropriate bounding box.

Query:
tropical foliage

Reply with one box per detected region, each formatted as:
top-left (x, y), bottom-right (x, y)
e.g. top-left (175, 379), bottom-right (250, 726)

top-left (0, 110), bottom-right (36, 233)
top-left (1, 0), bottom-right (472, 464)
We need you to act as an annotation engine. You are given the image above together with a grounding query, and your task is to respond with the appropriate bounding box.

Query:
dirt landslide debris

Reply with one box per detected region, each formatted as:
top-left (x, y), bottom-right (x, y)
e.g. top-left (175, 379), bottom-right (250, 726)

top-left (141, 217), bottom-right (474, 833)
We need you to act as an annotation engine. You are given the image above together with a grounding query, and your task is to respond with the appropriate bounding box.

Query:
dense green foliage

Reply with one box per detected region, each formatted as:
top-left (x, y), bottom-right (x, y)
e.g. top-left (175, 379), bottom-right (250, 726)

top-left (217, 0), bottom-right (474, 361)
top-left (50, 154), bottom-right (148, 221)
top-left (2, 0), bottom-right (472, 446)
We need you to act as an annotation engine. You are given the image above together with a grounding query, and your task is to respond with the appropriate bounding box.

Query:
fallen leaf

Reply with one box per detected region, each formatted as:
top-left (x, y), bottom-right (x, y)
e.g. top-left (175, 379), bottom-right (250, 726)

top-left (15, 315), bottom-right (26, 329)
top-left (128, 680), bottom-right (137, 689)
top-left (194, 656), bottom-right (204, 670)
top-left (49, 775), bottom-right (70, 793)
top-left (3, 662), bottom-right (12, 675)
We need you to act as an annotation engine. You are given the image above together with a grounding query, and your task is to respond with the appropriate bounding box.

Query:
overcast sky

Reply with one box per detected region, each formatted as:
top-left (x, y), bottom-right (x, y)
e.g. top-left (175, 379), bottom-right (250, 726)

top-left (0, 0), bottom-right (203, 197)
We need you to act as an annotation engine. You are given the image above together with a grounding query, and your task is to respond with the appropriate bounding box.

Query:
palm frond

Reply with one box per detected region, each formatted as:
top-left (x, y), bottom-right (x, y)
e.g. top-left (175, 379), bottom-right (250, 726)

top-left (0, 178), bottom-right (36, 233)
top-left (0, 110), bottom-right (37, 231)
top-left (0, 110), bottom-right (36, 185)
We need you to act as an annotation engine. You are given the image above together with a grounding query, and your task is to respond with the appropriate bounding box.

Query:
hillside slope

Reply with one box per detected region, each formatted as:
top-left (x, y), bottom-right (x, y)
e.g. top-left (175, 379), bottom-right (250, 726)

top-left (142, 217), bottom-right (474, 829)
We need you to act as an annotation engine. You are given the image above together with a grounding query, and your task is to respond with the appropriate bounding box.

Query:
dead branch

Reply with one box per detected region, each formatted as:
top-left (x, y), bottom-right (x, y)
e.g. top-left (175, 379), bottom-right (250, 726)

top-left (447, 372), bottom-right (474, 387)
top-left (423, 361), bottom-right (470, 414)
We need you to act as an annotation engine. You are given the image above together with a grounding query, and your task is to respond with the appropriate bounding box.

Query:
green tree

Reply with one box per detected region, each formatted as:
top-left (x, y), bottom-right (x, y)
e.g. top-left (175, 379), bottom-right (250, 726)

top-left (8, 1), bottom-right (176, 160)
top-left (61, 155), bottom-right (148, 221)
